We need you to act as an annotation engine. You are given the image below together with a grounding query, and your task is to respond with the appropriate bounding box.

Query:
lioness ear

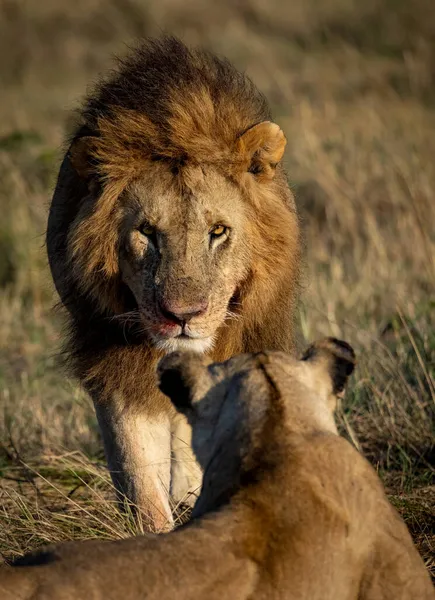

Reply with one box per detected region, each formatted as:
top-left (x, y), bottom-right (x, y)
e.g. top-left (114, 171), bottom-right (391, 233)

top-left (157, 352), bottom-right (211, 412)
top-left (69, 136), bottom-right (98, 181)
top-left (237, 121), bottom-right (286, 181)
top-left (301, 338), bottom-right (356, 397)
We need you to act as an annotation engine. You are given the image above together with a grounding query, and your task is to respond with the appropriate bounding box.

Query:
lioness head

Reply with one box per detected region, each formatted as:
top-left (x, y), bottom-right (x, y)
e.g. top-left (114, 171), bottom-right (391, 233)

top-left (158, 338), bottom-right (355, 470)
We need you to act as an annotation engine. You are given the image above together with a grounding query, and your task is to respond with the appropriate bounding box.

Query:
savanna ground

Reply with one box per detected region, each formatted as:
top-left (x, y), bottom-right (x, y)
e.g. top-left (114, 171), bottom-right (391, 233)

top-left (0, 0), bottom-right (434, 580)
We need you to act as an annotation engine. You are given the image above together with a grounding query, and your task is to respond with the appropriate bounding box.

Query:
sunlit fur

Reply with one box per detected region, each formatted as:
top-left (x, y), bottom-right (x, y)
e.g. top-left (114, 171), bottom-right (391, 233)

top-left (46, 37), bottom-right (301, 525)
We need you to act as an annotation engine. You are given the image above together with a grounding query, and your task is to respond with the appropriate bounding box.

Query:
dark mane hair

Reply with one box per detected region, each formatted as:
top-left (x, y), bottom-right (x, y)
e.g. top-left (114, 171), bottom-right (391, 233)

top-left (74, 37), bottom-right (271, 170)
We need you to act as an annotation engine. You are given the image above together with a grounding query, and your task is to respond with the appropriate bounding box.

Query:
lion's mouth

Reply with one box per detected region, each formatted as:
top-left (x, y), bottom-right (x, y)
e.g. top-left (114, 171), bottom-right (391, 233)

top-left (150, 302), bottom-right (210, 341)
top-left (146, 313), bottom-right (216, 353)
top-left (150, 327), bottom-right (215, 354)
top-left (153, 323), bottom-right (204, 341)
top-left (154, 320), bottom-right (183, 338)
top-left (146, 314), bottom-right (198, 341)
top-left (177, 332), bottom-right (192, 340)
top-left (142, 299), bottom-right (220, 352)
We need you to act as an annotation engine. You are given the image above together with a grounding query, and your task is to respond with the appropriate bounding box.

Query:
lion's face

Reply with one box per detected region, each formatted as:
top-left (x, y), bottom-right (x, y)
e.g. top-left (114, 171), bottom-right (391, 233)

top-left (118, 163), bottom-right (251, 353)
top-left (68, 119), bottom-right (295, 352)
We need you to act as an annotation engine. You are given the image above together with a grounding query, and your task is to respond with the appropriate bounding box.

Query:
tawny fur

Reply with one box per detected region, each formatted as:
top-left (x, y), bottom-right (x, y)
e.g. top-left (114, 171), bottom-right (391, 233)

top-left (46, 37), bottom-right (300, 527)
top-left (1, 339), bottom-right (432, 599)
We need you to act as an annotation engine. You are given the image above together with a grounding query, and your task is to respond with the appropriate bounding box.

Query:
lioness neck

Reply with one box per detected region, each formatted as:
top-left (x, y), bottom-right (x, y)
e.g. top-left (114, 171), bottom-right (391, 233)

top-left (191, 427), bottom-right (337, 522)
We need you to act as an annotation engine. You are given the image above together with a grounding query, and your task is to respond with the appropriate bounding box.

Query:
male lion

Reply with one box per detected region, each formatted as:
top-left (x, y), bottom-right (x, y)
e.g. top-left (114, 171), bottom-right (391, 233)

top-left (1, 339), bottom-right (433, 599)
top-left (46, 37), bottom-right (300, 528)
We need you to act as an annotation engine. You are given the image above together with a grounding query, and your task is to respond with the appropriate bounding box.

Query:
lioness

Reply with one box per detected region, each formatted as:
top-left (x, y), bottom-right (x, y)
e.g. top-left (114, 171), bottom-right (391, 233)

top-left (46, 36), bottom-right (300, 528)
top-left (1, 339), bottom-right (433, 599)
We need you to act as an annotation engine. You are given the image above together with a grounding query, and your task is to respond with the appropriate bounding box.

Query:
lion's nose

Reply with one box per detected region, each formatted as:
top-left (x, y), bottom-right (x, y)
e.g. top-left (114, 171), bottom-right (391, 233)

top-left (158, 299), bottom-right (209, 324)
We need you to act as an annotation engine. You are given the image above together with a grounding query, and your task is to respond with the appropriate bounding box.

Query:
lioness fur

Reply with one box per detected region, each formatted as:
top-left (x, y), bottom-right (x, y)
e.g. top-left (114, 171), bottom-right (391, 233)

top-left (46, 36), bottom-right (300, 528)
top-left (1, 339), bottom-right (433, 599)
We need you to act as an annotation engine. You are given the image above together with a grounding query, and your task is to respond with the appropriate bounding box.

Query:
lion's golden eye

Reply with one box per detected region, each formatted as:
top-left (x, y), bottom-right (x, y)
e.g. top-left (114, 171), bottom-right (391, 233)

top-left (210, 225), bottom-right (228, 238)
top-left (140, 223), bottom-right (155, 237)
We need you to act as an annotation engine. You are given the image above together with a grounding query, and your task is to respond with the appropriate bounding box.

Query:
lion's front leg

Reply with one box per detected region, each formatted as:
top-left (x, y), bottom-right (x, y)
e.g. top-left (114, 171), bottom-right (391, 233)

top-left (94, 402), bottom-right (173, 532)
top-left (170, 413), bottom-right (202, 509)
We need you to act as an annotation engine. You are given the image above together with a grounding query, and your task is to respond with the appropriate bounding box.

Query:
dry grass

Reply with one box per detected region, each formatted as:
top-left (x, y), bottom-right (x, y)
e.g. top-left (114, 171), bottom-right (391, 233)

top-left (0, 0), bottom-right (434, 581)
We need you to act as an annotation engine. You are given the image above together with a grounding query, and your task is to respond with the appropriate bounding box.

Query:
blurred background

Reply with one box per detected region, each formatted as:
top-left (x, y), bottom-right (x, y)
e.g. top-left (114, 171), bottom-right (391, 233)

top-left (0, 0), bottom-right (434, 574)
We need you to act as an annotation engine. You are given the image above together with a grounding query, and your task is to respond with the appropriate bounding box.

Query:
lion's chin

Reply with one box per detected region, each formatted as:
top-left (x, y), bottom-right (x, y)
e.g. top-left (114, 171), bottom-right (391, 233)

top-left (153, 335), bottom-right (215, 355)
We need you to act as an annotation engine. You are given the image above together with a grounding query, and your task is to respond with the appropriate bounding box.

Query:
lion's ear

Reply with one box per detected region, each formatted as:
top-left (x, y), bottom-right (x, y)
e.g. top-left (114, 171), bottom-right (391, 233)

top-left (69, 136), bottom-right (98, 181)
top-left (237, 121), bottom-right (286, 181)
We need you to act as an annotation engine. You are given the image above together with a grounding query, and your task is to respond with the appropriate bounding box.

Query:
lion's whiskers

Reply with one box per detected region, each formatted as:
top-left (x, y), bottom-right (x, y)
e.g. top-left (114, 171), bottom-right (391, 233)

top-left (108, 310), bottom-right (143, 324)
top-left (225, 310), bottom-right (242, 322)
